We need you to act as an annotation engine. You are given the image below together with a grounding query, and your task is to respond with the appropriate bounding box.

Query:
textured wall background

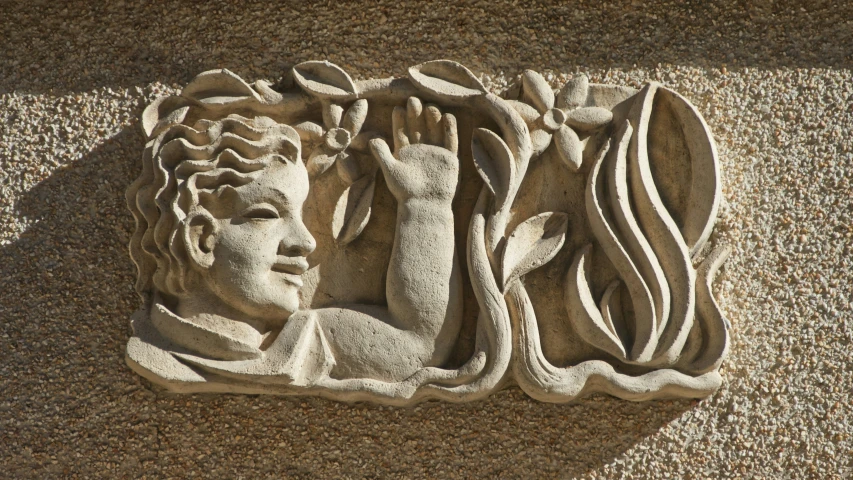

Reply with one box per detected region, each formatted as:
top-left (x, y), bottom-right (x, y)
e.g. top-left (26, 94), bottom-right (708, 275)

top-left (1, 1), bottom-right (852, 478)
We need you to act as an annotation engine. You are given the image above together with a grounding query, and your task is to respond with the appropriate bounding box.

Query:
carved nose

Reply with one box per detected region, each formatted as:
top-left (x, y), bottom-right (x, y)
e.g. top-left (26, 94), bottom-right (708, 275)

top-left (278, 222), bottom-right (316, 257)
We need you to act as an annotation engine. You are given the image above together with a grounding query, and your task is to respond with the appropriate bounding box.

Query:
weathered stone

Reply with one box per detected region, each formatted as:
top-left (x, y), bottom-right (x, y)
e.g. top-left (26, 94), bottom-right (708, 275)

top-left (126, 61), bottom-right (728, 405)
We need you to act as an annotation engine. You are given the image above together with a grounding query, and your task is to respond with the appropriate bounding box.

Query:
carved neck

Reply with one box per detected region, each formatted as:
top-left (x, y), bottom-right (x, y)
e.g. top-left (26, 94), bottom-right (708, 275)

top-left (176, 295), bottom-right (272, 344)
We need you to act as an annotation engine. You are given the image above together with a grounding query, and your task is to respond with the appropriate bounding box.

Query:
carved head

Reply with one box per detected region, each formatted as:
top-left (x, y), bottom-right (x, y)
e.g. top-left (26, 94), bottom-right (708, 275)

top-left (127, 114), bottom-right (316, 329)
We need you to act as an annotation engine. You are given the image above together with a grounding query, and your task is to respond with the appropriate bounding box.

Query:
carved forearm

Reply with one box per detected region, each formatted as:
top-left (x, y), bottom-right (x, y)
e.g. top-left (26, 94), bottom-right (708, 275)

top-left (386, 198), bottom-right (462, 344)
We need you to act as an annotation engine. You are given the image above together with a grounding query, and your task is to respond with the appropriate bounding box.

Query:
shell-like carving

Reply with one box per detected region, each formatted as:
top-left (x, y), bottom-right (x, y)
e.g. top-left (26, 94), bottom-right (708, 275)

top-left (408, 60), bottom-right (487, 100)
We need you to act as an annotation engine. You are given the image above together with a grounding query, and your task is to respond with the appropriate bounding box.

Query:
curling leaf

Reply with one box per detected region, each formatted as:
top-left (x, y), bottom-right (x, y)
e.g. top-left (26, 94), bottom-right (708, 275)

top-left (471, 128), bottom-right (516, 211)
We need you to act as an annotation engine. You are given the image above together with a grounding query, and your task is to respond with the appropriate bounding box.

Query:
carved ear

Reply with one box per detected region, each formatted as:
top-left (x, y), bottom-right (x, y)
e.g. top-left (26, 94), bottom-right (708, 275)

top-left (184, 211), bottom-right (218, 271)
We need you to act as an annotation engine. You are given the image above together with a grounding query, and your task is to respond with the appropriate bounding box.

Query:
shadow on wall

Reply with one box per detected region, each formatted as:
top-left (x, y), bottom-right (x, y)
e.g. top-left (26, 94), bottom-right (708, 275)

top-left (1, 0), bottom-right (852, 95)
top-left (0, 123), bottom-right (698, 477)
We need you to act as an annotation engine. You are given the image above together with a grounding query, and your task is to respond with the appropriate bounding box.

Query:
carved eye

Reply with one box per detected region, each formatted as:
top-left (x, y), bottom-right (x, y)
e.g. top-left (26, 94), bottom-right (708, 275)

top-left (241, 204), bottom-right (280, 220)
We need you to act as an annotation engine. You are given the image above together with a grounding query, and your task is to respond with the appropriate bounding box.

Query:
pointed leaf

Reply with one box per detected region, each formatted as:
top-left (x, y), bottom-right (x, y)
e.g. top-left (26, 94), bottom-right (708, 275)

top-left (563, 107), bottom-right (613, 132)
top-left (521, 70), bottom-right (555, 113)
top-left (306, 148), bottom-right (337, 177)
top-left (658, 86), bottom-right (722, 256)
top-left (554, 125), bottom-right (583, 171)
top-left (501, 212), bottom-right (569, 289)
top-left (332, 173), bottom-right (376, 245)
top-left (556, 74), bottom-right (589, 109)
top-left (342, 99), bottom-right (368, 136)
top-left (292, 61), bottom-right (358, 100)
top-left (408, 60), bottom-right (487, 100)
top-left (181, 69), bottom-right (262, 103)
top-left (471, 128), bottom-right (515, 211)
top-left (564, 245), bottom-right (628, 360)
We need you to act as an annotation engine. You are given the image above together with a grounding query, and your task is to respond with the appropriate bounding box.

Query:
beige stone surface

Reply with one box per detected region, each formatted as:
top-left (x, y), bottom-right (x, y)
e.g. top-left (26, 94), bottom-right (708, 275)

top-left (1, 1), bottom-right (852, 477)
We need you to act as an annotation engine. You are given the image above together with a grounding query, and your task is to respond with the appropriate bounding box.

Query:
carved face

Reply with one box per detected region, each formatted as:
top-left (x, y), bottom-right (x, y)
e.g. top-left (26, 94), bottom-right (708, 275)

top-left (199, 160), bottom-right (315, 327)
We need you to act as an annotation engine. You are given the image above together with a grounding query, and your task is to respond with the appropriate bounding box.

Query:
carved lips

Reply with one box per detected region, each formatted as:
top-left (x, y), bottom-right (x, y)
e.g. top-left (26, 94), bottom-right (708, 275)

top-left (271, 256), bottom-right (308, 287)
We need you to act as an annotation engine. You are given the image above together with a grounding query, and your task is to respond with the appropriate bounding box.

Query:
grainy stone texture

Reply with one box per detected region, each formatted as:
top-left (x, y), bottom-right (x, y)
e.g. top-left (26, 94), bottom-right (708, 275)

top-left (1, 1), bottom-right (851, 478)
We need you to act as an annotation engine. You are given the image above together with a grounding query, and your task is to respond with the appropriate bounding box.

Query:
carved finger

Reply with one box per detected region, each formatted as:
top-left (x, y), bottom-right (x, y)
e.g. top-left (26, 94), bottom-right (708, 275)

top-left (406, 96), bottom-right (425, 144)
top-left (369, 138), bottom-right (397, 176)
top-left (392, 106), bottom-right (410, 155)
top-left (424, 104), bottom-right (443, 146)
top-left (443, 113), bottom-right (458, 155)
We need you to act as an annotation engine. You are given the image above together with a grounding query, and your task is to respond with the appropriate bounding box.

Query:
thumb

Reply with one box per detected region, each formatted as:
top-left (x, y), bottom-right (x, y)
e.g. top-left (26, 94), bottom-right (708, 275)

top-left (369, 138), bottom-right (397, 175)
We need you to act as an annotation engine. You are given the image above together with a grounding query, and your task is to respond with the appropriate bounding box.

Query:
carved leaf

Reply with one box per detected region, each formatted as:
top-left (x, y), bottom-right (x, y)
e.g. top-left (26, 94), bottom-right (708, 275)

top-left (501, 212), bottom-right (569, 290)
top-left (471, 128), bottom-right (515, 211)
top-left (332, 173), bottom-right (376, 245)
top-left (335, 151), bottom-right (361, 184)
top-left (253, 80), bottom-right (283, 104)
top-left (408, 60), bottom-right (487, 99)
top-left (521, 70), bottom-right (555, 113)
top-left (181, 69), bottom-right (262, 103)
top-left (306, 148), bottom-right (337, 177)
top-left (564, 245), bottom-right (629, 360)
top-left (292, 61), bottom-right (358, 100)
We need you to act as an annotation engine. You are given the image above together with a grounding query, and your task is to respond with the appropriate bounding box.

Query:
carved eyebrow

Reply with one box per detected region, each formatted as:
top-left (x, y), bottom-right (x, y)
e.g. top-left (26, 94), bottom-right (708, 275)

top-left (269, 187), bottom-right (295, 208)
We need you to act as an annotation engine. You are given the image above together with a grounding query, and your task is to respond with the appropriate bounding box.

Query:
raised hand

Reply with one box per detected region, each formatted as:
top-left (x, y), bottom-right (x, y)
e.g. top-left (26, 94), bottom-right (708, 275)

top-left (369, 97), bottom-right (459, 203)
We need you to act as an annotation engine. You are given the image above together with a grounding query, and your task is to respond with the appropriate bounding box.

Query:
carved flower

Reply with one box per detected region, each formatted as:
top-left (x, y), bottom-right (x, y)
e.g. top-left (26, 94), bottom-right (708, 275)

top-left (296, 99), bottom-right (377, 183)
top-left (509, 71), bottom-right (613, 171)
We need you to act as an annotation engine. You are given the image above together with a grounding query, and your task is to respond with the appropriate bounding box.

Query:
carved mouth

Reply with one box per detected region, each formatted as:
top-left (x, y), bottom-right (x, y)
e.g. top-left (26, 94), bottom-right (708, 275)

top-left (271, 257), bottom-right (308, 286)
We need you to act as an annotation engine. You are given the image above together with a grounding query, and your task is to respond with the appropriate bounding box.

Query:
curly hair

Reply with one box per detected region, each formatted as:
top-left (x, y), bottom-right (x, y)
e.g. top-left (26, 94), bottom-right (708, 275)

top-left (126, 114), bottom-right (302, 298)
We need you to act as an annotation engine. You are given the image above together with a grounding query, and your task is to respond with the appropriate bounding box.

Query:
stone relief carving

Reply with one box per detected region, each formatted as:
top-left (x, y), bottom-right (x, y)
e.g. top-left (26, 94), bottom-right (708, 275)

top-left (126, 60), bottom-right (730, 405)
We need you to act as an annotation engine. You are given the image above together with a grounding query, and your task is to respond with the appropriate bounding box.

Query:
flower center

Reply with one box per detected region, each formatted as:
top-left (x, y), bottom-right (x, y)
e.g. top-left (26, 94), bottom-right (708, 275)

top-left (325, 128), bottom-right (351, 152)
top-left (542, 108), bottom-right (567, 132)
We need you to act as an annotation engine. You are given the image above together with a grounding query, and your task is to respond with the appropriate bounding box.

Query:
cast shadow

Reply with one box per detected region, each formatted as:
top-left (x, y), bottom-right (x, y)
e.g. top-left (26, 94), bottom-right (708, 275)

top-left (2, 0), bottom-right (851, 96)
top-left (0, 120), bottom-right (701, 477)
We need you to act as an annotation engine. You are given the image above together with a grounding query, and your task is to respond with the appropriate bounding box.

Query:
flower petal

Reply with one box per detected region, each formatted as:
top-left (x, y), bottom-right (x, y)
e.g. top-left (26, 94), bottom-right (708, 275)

top-left (554, 125), bottom-right (583, 171)
top-left (292, 121), bottom-right (324, 145)
top-left (342, 99), bottom-right (368, 136)
top-left (506, 100), bottom-right (541, 125)
top-left (556, 74), bottom-right (589, 109)
top-left (563, 107), bottom-right (613, 132)
top-left (323, 103), bottom-right (344, 129)
top-left (530, 129), bottom-right (553, 156)
top-left (521, 70), bottom-right (555, 113)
